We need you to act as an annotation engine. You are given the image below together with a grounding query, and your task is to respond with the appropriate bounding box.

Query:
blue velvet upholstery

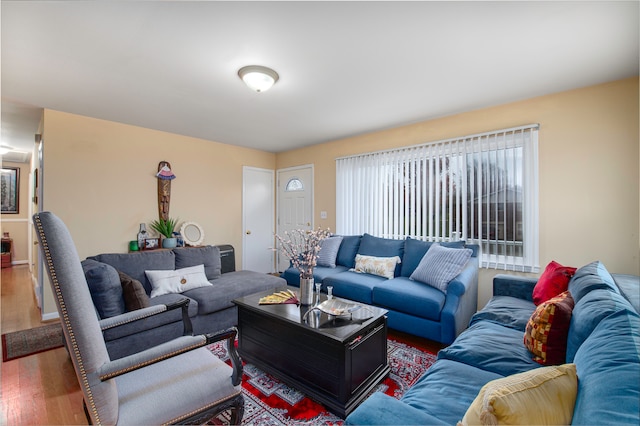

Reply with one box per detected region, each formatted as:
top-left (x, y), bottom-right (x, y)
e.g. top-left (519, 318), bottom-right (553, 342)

top-left (357, 233), bottom-right (405, 276)
top-left (335, 235), bottom-right (361, 268)
top-left (372, 277), bottom-right (445, 321)
top-left (347, 264), bottom-right (640, 426)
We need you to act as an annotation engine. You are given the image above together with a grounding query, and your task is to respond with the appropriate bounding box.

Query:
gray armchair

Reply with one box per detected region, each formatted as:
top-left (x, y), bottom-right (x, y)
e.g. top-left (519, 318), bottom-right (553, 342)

top-left (34, 211), bottom-right (244, 425)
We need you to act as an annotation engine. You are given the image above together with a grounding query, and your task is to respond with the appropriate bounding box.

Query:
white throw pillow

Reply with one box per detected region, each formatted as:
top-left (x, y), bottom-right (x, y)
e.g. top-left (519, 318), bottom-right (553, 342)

top-left (145, 264), bottom-right (212, 298)
top-left (351, 254), bottom-right (401, 279)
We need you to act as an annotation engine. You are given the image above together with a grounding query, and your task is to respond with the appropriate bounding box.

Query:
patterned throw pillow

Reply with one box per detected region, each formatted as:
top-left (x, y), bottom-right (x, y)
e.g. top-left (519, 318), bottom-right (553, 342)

top-left (351, 254), bottom-right (401, 279)
top-left (317, 236), bottom-right (344, 268)
top-left (532, 261), bottom-right (577, 305)
top-left (410, 243), bottom-right (473, 292)
top-left (118, 271), bottom-right (150, 311)
top-left (458, 363), bottom-right (578, 426)
top-left (145, 264), bottom-right (212, 298)
top-left (524, 290), bottom-right (575, 365)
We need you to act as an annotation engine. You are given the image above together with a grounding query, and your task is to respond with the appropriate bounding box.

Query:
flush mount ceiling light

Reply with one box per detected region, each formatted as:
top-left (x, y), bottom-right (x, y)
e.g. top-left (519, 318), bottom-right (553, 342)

top-left (238, 65), bottom-right (279, 93)
top-left (0, 145), bottom-right (13, 155)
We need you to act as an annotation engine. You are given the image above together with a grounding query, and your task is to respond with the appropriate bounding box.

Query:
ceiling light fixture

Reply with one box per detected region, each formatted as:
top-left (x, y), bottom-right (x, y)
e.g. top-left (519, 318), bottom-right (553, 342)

top-left (0, 145), bottom-right (13, 155)
top-left (238, 65), bottom-right (279, 93)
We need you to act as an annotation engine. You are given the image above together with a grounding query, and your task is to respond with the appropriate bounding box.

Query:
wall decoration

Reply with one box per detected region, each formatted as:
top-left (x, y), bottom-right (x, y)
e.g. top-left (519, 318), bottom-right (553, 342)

top-left (1, 167), bottom-right (19, 214)
top-left (181, 222), bottom-right (205, 246)
top-left (156, 161), bottom-right (176, 221)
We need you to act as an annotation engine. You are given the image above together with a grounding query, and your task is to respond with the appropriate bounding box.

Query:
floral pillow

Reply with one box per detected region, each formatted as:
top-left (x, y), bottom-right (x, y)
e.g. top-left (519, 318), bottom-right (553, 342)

top-left (351, 254), bottom-right (401, 279)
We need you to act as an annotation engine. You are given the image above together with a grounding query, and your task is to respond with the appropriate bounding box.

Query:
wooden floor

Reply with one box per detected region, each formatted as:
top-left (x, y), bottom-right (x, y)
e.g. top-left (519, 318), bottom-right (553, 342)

top-left (0, 265), bottom-right (444, 425)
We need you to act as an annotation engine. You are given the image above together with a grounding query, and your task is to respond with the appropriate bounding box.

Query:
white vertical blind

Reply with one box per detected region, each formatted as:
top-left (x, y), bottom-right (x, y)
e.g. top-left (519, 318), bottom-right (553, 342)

top-left (336, 124), bottom-right (539, 272)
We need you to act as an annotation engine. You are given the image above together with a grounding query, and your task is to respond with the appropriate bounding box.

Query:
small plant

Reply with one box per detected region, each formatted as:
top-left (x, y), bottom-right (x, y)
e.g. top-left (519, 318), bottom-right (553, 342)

top-left (150, 217), bottom-right (179, 239)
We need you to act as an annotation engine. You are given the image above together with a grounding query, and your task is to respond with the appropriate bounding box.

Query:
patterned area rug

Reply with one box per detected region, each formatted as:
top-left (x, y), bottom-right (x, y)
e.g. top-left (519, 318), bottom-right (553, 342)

top-left (209, 338), bottom-right (436, 425)
top-left (2, 323), bottom-right (64, 362)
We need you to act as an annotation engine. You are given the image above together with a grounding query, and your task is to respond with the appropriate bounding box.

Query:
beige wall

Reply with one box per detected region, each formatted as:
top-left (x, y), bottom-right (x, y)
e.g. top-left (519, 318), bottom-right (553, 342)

top-left (43, 110), bottom-right (277, 263)
top-left (277, 77), bottom-right (640, 307)
top-left (0, 161), bottom-right (32, 264)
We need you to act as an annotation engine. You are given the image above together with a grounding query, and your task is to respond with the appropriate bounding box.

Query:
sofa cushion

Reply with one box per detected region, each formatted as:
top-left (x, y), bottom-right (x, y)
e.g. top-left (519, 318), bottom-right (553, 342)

top-left (81, 259), bottom-right (125, 319)
top-left (88, 250), bottom-right (176, 294)
top-left (469, 296), bottom-right (535, 331)
top-left (459, 363), bottom-right (577, 426)
top-left (568, 260), bottom-right (619, 304)
top-left (401, 359), bottom-right (503, 426)
top-left (524, 290), bottom-right (574, 365)
top-left (118, 271), bottom-right (150, 311)
top-left (572, 308), bottom-right (640, 426)
top-left (352, 254), bottom-right (401, 279)
top-left (401, 238), bottom-right (465, 277)
top-left (438, 321), bottom-right (540, 376)
top-left (173, 245), bottom-right (221, 280)
top-left (281, 265), bottom-right (348, 288)
top-left (146, 264), bottom-right (212, 298)
top-left (323, 271), bottom-right (386, 304)
top-left (410, 244), bottom-right (472, 292)
top-left (532, 260), bottom-right (577, 305)
top-left (566, 288), bottom-right (634, 362)
top-left (316, 236), bottom-right (343, 268)
top-left (335, 235), bottom-right (361, 268)
top-left (373, 277), bottom-right (445, 321)
top-left (357, 233), bottom-right (405, 276)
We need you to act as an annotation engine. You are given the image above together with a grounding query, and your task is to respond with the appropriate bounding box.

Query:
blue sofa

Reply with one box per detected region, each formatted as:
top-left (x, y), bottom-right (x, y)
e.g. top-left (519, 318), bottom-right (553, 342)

top-left (282, 234), bottom-right (479, 345)
top-left (83, 245), bottom-right (285, 359)
top-left (346, 261), bottom-right (640, 425)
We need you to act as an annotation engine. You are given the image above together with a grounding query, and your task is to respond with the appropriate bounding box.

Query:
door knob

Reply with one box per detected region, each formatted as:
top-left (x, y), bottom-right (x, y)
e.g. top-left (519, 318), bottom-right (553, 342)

top-left (246, 230), bottom-right (251, 235)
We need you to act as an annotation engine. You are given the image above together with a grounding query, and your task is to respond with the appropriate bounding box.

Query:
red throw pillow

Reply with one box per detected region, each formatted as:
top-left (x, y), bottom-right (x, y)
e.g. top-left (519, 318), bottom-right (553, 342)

top-left (532, 261), bottom-right (577, 305)
top-left (524, 290), bottom-right (575, 365)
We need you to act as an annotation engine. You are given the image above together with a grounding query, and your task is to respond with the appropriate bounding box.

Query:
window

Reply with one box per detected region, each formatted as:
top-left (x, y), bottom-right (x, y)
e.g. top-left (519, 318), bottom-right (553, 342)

top-left (336, 125), bottom-right (539, 272)
top-left (285, 178), bottom-right (304, 192)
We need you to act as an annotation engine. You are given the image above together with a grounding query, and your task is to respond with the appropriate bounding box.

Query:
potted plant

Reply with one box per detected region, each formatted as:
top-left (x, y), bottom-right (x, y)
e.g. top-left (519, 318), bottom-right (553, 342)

top-left (150, 217), bottom-right (179, 248)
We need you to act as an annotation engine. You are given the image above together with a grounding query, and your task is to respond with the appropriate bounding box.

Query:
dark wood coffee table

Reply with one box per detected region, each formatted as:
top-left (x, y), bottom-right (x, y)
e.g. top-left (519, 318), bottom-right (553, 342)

top-left (233, 286), bottom-right (389, 417)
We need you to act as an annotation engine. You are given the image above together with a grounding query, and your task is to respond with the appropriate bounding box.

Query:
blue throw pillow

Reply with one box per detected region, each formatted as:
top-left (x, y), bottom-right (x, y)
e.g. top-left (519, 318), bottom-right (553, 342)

top-left (317, 236), bottom-right (343, 268)
top-left (336, 235), bottom-right (362, 268)
top-left (410, 243), bottom-right (472, 292)
top-left (401, 237), bottom-right (466, 277)
top-left (81, 259), bottom-right (125, 319)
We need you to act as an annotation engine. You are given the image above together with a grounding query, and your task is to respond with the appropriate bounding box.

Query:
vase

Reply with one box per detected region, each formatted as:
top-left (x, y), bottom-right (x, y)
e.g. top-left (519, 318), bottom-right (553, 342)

top-left (299, 277), bottom-right (314, 306)
top-left (162, 237), bottom-right (177, 248)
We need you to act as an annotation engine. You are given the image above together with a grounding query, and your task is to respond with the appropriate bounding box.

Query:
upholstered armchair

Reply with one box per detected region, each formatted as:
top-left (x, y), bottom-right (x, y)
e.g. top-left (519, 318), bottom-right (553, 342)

top-left (34, 212), bottom-right (244, 425)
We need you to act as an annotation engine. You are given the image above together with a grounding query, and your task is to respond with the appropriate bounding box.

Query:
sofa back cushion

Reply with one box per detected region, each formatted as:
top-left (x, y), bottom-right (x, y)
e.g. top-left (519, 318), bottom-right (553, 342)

top-left (357, 233), bottom-right (405, 277)
top-left (88, 250), bottom-right (176, 295)
top-left (173, 245), bottom-right (221, 280)
top-left (81, 259), bottom-right (125, 319)
top-left (571, 308), bottom-right (640, 425)
top-left (335, 235), bottom-right (362, 268)
top-left (568, 261), bottom-right (619, 304)
top-left (566, 288), bottom-right (633, 362)
top-left (401, 238), bottom-right (466, 277)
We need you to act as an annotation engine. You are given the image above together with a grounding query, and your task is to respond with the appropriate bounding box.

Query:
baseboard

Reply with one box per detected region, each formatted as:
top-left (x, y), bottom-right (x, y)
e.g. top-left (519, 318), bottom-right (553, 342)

top-left (12, 260), bottom-right (28, 265)
top-left (42, 311), bottom-right (60, 321)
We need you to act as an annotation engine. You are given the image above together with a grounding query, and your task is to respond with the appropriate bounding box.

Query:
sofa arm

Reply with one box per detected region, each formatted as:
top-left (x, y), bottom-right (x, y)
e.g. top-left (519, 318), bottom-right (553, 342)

top-left (345, 392), bottom-right (449, 425)
top-left (440, 259), bottom-right (479, 344)
top-left (99, 297), bottom-right (194, 336)
top-left (493, 274), bottom-right (536, 302)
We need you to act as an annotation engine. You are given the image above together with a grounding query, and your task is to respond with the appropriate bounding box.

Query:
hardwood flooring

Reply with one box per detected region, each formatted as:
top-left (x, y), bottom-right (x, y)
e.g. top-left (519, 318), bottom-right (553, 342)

top-left (0, 265), bottom-right (444, 425)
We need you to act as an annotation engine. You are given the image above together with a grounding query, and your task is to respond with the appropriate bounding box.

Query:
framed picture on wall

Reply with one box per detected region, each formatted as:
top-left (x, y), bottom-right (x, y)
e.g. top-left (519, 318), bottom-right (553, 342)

top-left (1, 167), bottom-right (19, 214)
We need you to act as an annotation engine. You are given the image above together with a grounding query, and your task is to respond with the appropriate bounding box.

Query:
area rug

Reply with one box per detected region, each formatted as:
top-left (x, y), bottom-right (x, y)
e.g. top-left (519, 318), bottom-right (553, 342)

top-left (2, 322), bottom-right (64, 362)
top-left (208, 338), bottom-right (436, 425)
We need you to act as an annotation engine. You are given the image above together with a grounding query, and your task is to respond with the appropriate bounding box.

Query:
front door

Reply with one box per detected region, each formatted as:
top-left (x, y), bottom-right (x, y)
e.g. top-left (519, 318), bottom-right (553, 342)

top-left (242, 167), bottom-right (275, 273)
top-left (276, 165), bottom-right (313, 272)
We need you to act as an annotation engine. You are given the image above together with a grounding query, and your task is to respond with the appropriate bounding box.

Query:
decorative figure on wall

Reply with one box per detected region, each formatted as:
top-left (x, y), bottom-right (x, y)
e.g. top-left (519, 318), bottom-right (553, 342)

top-left (156, 161), bottom-right (176, 221)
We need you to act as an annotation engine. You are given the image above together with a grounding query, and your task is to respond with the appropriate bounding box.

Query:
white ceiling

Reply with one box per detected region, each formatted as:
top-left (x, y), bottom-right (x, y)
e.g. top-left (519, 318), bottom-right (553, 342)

top-left (1, 1), bottom-right (638, 159)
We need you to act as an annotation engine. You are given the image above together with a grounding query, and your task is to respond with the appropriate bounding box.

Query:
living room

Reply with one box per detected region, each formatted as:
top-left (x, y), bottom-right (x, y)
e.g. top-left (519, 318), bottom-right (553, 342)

top-left (1, 1), bottom-right (639, 425)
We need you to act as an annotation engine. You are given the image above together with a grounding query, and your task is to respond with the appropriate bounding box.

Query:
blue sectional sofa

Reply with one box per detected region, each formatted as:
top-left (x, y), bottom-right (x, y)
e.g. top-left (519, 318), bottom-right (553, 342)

top-left (346, 261), bottom-right (640, 425)
top-left (282, 233), bottom-right (479, 344)
top-left (83, 245), bottom-right (285, 359)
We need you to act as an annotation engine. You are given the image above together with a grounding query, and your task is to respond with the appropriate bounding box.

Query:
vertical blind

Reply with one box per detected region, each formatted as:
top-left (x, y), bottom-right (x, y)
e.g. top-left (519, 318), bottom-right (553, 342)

top-left (336, 125), bottom-right (539, 272)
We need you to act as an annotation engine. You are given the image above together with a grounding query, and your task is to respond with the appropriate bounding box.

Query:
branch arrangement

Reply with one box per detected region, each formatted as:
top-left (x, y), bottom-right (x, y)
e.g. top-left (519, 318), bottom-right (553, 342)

top-left (275, 228), bottom-right (331, 279)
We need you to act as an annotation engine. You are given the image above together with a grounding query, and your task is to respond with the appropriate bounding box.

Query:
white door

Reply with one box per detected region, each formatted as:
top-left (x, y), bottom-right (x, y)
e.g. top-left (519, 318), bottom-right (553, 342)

top-left (242, 167), bottom-right (275, 273)
top-left (276, 165), bottom-right (313, 272)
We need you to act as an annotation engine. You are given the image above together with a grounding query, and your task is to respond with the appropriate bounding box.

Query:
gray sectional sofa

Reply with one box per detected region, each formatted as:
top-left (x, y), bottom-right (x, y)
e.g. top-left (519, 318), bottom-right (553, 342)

top-left (282, 234), bottom-right (479, 344)
top-left (82, 245), bottom-right (285, 359)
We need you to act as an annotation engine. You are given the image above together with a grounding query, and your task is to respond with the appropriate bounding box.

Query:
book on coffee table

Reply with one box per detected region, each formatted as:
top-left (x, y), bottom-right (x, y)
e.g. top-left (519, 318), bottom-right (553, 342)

top-left (259, 290), bottom-right (299, 305)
